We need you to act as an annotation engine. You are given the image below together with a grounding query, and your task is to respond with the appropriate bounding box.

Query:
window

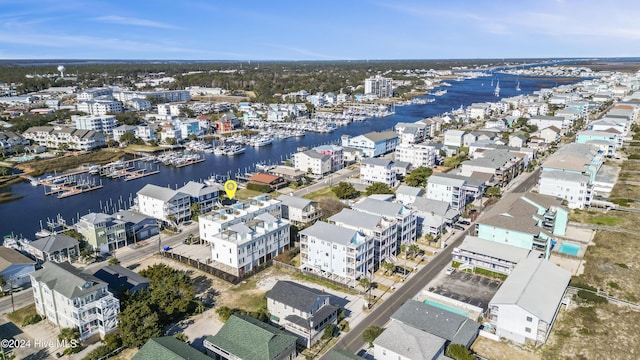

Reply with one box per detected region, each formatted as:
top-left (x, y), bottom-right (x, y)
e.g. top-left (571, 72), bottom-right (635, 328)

top-left (526, 316), bottom-right (533, 322)
top-left (525, 327), bottom-right (531, 333)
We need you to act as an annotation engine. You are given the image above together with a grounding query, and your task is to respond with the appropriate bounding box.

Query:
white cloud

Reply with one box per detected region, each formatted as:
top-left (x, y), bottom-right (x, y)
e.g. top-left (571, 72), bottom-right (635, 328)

top-left (95, 15), bottom-right (178, 29)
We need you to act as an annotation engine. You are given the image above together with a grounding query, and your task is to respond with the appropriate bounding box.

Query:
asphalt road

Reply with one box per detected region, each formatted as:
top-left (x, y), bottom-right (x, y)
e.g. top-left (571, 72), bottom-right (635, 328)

top-left (0, 289), bottom-right (34, 316)
top-left (511, 167), bottom-right (540, 193)
top-left (325, 226), bottom-right (471, 356)
top-left (292, 167), bottom-right (358, 197)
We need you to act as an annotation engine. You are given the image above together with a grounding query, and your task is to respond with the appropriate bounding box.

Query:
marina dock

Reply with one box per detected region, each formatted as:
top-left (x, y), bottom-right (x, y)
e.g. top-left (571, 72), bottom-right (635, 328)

top-left (37, 170), bottom-right (103, 199)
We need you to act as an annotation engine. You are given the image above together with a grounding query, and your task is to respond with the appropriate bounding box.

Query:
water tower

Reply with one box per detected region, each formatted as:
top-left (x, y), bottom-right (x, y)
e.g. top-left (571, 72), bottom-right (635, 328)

top-left (57, 65), bottom-right (65, 78)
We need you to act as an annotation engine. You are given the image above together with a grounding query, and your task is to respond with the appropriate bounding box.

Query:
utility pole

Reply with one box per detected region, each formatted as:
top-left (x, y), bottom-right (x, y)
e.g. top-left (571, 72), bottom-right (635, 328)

top-left (9, 276), bottom-right (15, 313)
top-left (157, 219), bottom-right (162, 254)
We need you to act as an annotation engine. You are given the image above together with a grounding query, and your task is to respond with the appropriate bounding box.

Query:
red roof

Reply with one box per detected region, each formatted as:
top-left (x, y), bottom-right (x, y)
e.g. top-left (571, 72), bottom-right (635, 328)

top-left (249, 172), bottom-right (282, 184)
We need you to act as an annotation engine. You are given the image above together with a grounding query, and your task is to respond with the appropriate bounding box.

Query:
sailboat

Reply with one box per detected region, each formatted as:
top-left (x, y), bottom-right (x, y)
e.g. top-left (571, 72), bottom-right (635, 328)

top-left (515, 80), bottom-right (521, 92)
top-left (494, 80), bottom-right (500, 97)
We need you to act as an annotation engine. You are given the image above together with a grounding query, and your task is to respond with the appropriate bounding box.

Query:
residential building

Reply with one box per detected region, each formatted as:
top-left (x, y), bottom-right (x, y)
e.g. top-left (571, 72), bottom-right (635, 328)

top-left (395, 122), bottom-right (427, 144)
top-left (313, 144), bottom-right (344, 172)
top-left (294, 150), bottom-right (331, 176)
top-left (267, 281), bottom-right (338, 347)
top-left (0, 131), bottom-right (29, 155)
top-left (199, 196), bottom-right (289, 276)
top-left (276, 194), bottom-right (322, 227)
top-left (453, 236), bottom-right (531, 275)
top-left (77, 87), bottom-right (112, 101)
top-left (329, 209), bottom-right (398, 268)
top-left (72, 115), bottom-right (118, 135)
top-left (31, 262), bottom-right (120, 340)
top-left (248, 173), bottom-right (288, 190)
top-left (204, 315), bottom-right (298, 360)
top-left (374, 321), bottom-right (447, 360)
top-left (341, 131), bottom-right (399, 158)
top-left (426, 174), bottom-right (466, 211)
top-left (538, 126), bottom-right (561, 143)
top-left (395, 143), bottom-right (437, 169)
top-left (360, 158), bottom-right (398, 188)
top-left (475, 193), bottom-right (569, 259)
top-left (76, 212), bottom-right (128, 254)
top-left (135, 184), bottom-right (191, 225)
top-left (429, 172), bottom-right (487, 203)
top-left (410, 197), bottom-right (459, 237)
top-left (527, 116), bottom-right (567, 135)
top-left (22, 126), bottom-right (106, 150)
top-left (443, 130), bottom-right (465, 148)
top-left (0, 247), bottom-right (36, 290)
top-left (112, 125), bottom-right (138, 141)
top-left (575, 130), bottom-right (622, 156)
top-left (489, 257), bottom-right (571, 344)
top-left (133, 336), bottom-right (211, 360)
top-left (23, 234), bottom-right (80, 263)
top-left (77, 99), bottom-right (123, 115)
top-left (365, 75), bottom-right (393, 98)
top-left (458, 149), bottom-right (524, 187)
top-left (93, 265), bottom-right (149, 295)
top-left (395, 185), bottom-right (424, 205)
top-left (299, 221), bottom-right (374, 287)
top-left (352, 197), bottom-right (418, 247)
top-left (177, 181), bottom-right (221, 215)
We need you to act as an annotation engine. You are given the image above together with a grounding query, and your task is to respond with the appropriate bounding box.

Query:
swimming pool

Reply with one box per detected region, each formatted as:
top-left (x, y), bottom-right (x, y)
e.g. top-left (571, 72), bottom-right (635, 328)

top-left (558, 243), bottom-right (580, 256)
top-left (423, 299), bottom-right (469, 317)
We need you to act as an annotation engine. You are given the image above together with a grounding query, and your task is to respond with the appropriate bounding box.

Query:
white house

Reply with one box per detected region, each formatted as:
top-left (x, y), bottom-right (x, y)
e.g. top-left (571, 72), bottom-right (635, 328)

top-left (426, 174), bottom-right (466, 211)
top-left (443, 130), bottom-right (465, 148)
top-left (72, 115), bottom-right (118, 135)
top-left (341, 131), bottom-right (399, 158)
top-left (360, 158), bottom-right (398, 188)
top-left (0, 247), bottom-right (36, 290)
top-left (31, 262), bottom-right (120, 340)
top-left (395, 122), bottom-right (427, 144)
top-left (395, 143), bottom-right (437, 169)
top-left (294, 150), bottom-right (331, 176)
top-left (135, 184), bottom-right (191, 224)
top-left (352, 197), bottom-right (418, 247)
top-left (299, 221), bottom-right (373, 287)
top-left (489, 257), bottom-right (571, 344)
top-left (276, 194), bottom-right (322, 227)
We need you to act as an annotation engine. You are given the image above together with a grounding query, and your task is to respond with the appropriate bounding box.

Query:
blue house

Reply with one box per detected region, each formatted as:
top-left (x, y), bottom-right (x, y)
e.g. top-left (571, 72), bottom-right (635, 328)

top-left (475, 193), bottom-right (568, 259)
top-left (341, 131), bottom-right (398, 158)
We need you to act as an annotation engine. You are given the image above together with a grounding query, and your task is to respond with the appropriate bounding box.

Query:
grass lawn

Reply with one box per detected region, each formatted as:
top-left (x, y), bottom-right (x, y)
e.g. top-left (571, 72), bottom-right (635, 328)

top-left (622, 161), bottom-right (640, 172)
top-left (7, 304), bottom-right (37, 325)
top-left (610, 182), bottom-right (640, 199)
top-left (569, 210), bottom-right (627, 227)
top-left (235, 188), bottom-right (268, 200)
top-left (124, 145), bottom-right (164, 153)
top-left (303, 186), bottom-right (339, 201)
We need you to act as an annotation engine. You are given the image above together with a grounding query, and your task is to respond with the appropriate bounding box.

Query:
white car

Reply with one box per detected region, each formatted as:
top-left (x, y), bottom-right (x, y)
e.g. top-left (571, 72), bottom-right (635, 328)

top-left (445, 267), bottom-right (455, 275)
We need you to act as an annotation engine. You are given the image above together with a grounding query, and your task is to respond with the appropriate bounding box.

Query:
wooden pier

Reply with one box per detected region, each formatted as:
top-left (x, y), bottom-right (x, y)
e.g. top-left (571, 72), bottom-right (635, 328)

top-left (37, 170), bottom-right (103, 199)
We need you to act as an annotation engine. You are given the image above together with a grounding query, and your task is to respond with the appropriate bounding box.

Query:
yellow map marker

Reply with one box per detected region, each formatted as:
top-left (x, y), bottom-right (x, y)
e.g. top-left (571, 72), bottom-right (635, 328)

top-left (224, 180), bottom-right (237, 199)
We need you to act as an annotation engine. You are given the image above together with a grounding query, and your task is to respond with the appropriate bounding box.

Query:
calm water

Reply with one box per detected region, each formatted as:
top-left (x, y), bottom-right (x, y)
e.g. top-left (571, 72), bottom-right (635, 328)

top-left (0, 73), bottom-right (575, 238)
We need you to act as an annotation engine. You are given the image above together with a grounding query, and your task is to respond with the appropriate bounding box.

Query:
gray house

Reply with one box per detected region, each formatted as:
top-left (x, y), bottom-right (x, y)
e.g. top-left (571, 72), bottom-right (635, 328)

top-left (24, 234), bottom-right (80, 263)
top-left (93, 265), bottom-right (150, 295)
top-left (267, 280), bottom-right (338, 347)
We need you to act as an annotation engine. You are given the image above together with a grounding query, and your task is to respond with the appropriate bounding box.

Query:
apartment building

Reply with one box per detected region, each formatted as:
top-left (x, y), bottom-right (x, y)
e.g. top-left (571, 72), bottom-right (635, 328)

top-left (72, 115), bottom-right (118, 135)
top-left (352, 197), bottom-right (417, 247)
top-left (360, 158), bottom-right (398, 188)
top-left (426, 174), bottom-right (467, 211)
top-left (395, 143), bottom-right (437, 169)
top-left (135, 184), bottom-right (191, 225)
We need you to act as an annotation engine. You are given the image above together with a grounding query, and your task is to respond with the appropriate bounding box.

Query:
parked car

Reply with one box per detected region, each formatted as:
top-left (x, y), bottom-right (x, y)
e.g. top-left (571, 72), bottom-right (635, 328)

top-left (453, 225), bottom-right (465, 231)
top-left (458, 219), bottom-right (471, 225)
top-left (445, 267), bottom-right (455, 275)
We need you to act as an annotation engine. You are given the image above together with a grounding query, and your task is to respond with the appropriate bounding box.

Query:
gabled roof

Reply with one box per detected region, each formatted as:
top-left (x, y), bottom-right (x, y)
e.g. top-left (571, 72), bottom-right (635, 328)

top-left (93, 265), bottom-right (149, 290)
top-left (300, 149), bottom-right (330, 160)
top-left (352, 197), bottom-right (407, 218)
top-left (373, 320), bottom-right (446, 359)
top-left (31, 262), bottom-right (105, 299)
top-left (276, 194), bottom-right (315, 209)
top-left (396, 185), bottom-right (424, 197)
top-left (362, 130), bottom-right (398, 142)
top-left (132, 336), bottom-right (210, 360)
top-left (477, 192), bottom-right (564, 235)
top-left (0, 247), bottom-right (35, 271)
top-left (361, 157), bottom-right (394, 167)
top-left (490, 257), bottom-right (571, 322)
top-left (391, 300), bottom-right (480, 346)
top-left (410, 197), bottom-right (453, 218)
top-left (177, 181), bottom-right (220, 197)
top-left (205, 315), bottom-right (297, 360)
top-left (28, 234), bottom-right (79, 254)
top-left (428, 174), bottom-right (466, 187)
top-left (267, 280), bottom-right (328, 312)
top-left (324, 348), bottom-right (362, 360)
top-left (137, 184), bottom-right (187, 202)
top-left (249, 173), bottom-right (282, 184)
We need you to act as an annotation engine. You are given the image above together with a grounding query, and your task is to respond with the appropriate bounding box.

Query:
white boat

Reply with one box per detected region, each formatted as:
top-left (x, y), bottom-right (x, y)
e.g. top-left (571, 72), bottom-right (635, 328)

top-left (252, 136), bottom-right (274, 147)
top-left (293, 130), bottom-right (305, 137)
top-left (494, 80), bottom-right (500, 97)
top-left (515, 80), bottom-right (521, 91)
top-left (433, 89), bottom-right (447, 96)
top-left (225, 145), bottom-right (246, 156)
top-left (213, 146), bottom-right (227, 155)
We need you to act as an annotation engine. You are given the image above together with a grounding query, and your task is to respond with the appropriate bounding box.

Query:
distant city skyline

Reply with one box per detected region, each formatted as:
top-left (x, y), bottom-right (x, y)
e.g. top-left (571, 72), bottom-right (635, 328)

top-left (1, 0), bottom-right (638, 60)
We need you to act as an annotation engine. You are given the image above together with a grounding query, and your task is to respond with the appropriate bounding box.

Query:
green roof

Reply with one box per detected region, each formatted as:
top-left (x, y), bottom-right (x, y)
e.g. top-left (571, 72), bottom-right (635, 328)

top-left (205, 315), bottom-right (297, 360)
top-left (132, 336), bottom-right (210, 360)
top-left (323, 348), bottom-right (362, 360)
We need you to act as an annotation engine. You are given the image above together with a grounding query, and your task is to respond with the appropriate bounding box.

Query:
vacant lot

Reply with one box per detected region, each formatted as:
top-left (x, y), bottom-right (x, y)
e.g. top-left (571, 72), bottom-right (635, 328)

top-left (542, 304), bottom-right (640, 360)
top-left (610, 181), bottom-right (640, 200)
top-left (472, 336), bottom-right (540, 360)
top-left (621, 160), bottom-right (640, 172)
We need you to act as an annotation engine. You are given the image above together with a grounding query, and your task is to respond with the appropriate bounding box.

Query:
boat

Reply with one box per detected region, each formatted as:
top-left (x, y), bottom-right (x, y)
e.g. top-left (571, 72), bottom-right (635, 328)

top-left (252, 136), bottom-right (274, 147)
top-left (213, 146), bottom-right (227, 155)
top-left (432, 89), bottom-right (447, 96)
top-left (515, 80), bottom-right (521, 92)
top-left (224, 145), bottom-right (246, 156)
top-left (88, 165), bottom-right (101, 175)
top-left (293, 130), bottom-right (306, 137)
top-left (494, 80), bottom-right (500, 97)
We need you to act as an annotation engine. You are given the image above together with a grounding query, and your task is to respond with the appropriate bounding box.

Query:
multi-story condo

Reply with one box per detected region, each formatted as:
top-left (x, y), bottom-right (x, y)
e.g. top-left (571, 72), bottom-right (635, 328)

top-left (352, 197), bottom-right (417, 247)
top-left (0, 131), bottom-right (29, 155)
top-left (77, 99), bottom-right (123, 115)
top-left (394, 122), bottom-right (427, 144)
top-left (329, 209), bottom-right (397, 268)
top-left (360, 158), bottom-right (398, 188)
top-left (76, 213), bottom-right (127, 254)
top-left (177, 181), bottom-right (220, 215)
top-left (458, 149), bottom-right (524, 187)
top-left (452, 236), bottom-right (531, 275)
top-left (22, 126), bottom-right (106, 150)
top-left (135, 184), bottom-right (191, 225)
top-left (443, 129), bottom-right (465, 148)
top-left (364, 75), bottom-right (393, 98)
top-left (77, 87), bottom-right (112, 101)
top-left (199, 195), bottom-right (288, 276)
top-left (72, 115), bottom-right (118, 135)
top-left (299, 221), bottom-right (374, 287)
top-left (294, 150), bottom-right (331, 176)
top-left (426, 174), bottom-right (466, 211)
top-left (341, 131), bottom-right (399, 158)
top-left (313, 145), bottom-right (344, 172)
top-left (489, 257), bottom-right (571, 345)
top-left (114, 90), bottom-right (190, 103)
top-left (395, 143), bottom-right (437, 169)
top-left (276, 195), bottom-right (322, 227)
top-left (31, 262), bottom-right (119, 340)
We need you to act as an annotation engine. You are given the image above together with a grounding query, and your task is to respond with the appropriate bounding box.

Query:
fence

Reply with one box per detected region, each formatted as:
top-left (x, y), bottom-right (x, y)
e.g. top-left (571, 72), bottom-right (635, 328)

top-left (161, 251), bottom-right (273, 285)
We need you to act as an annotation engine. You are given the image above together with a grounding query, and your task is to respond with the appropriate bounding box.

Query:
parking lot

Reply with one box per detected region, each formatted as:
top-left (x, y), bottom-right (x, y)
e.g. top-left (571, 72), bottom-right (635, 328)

top-left (427, 270), bottom-right (502, 311)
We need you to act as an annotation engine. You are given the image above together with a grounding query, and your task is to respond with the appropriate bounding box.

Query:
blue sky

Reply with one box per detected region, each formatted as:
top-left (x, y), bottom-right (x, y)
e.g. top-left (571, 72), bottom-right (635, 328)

top-left (1, 0), bottom-right (638, 60)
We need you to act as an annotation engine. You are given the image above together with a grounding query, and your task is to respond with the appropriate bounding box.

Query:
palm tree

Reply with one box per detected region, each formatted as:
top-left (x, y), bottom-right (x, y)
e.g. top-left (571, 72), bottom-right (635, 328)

top-left (408, 244), bottom-right (421, 259)
top-left (382, 261), bottom-right (395, 276)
